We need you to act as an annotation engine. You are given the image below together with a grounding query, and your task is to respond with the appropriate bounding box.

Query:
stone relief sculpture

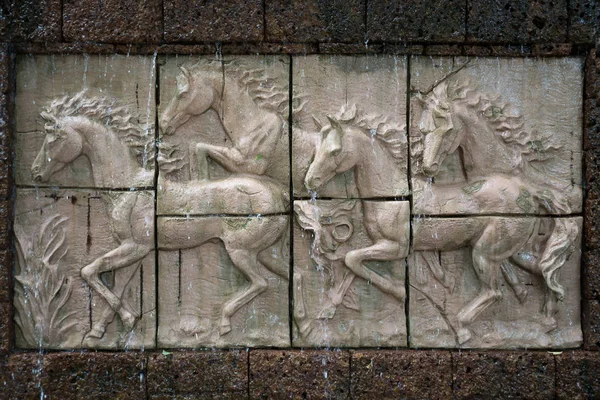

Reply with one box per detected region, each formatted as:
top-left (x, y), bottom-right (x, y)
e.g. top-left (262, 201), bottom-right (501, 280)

top-left (156, 57), bottom-right (290, 347)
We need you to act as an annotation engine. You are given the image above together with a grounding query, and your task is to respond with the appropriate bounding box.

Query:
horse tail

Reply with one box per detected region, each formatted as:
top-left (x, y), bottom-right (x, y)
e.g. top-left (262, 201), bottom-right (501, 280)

top-left (537, 218), bottom-right (579, 301)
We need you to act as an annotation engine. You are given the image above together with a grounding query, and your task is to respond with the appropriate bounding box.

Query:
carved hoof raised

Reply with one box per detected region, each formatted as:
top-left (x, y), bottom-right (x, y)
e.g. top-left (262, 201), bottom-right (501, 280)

top-left (179, 315), bottom-right (210, 335)
top-left (541, 317), bottom-right (558, 333)
top-left (82, 326), bottom-right (106, 347)
top-left (515, 287), bottom-right (529, 304)
top-left (316, 304), bottom-right (337, 320)
top-left (120, 310), bottom-right (138, 331)
top-left (219, 322), bottom-right (232, 336)
top-left (457, 328), bottom-right (472, 345)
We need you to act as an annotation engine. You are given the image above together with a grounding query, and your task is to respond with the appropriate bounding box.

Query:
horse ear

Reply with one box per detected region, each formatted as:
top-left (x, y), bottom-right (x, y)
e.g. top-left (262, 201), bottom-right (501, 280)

top-left (179, 65), bottom-right (189, 77)
top-left (176, 67), bottom-right (190, 92)
top-left (326, 115), bottom-right (344, 136)
top-left (311, 115), bottom-right (323, 130)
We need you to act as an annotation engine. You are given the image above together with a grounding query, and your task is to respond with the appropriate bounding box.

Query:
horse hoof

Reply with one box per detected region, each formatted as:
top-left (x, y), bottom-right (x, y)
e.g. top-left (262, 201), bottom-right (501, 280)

top-left (516, 288), bottom-right (529, 304)
top-left (121, 310), bottom-right (138, 331)
top-left (219, 323), bottom-right (232, 336)
top-left (457, 328), bottom-right (472, 345)
top-left (316, 305), bottom-right (337, 320)
top-left (180, 315), bottom-right (209, 335)
top-left (541, 317), bottom-right (558, 332)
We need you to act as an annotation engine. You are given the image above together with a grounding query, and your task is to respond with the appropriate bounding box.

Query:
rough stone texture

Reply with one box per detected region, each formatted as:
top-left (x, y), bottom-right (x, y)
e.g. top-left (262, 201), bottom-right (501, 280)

top-left (583, 300), bottom-right (600, 349)
top-left (41, 352), bottom-right (145, 399)
top-left (221, 42), bottom-right (318, 55)
top-left (0, 45), bottom-right (12, 201)
top-left (63, 0), bottom-right (162, 43)
top-left (367, 0), bottom-right (465, 42)
top-left (467, 0), bottom-right (568, 43)
top-left (250, 350), bottom-right (350, 399)
top-left (0, 250), bottom-right (12, 303)
top-left (569, 0), bottom-right (599, 44)
top-left (383, 44), bottom-right (424, 55)
top-left (453, 351), bottom-right (555, 398)
top-left (147, 351), bottom-right (248, 396)
top-left (584, 250), bottom-right (600, 300)
top-left (164, 0), bottom-right (263, 42)
top-left (424, 45), bottom-right (462, 55)
top-left (351, 350), bottom-right (452, 399)
top-left (0, 302), bottom-right (11, 354)
top-left (556, 352), bottom-right (600, 399)
top-left (0, 353), bottom-right (43, 398)
top-left (490, 45), bottom-right (533, 56)
top-left (266, 0), bottom-right (365, 43)
top-left (586, 199), bottom-right (600, 250)
top-left (14, 42), bottom-right (117, 54)
top-left (3, 0), bottom-right (61, 42)
top-left (318, 43), bottom-right (384, 54)
top-left (532, 43), bottom-right (573, 55)
top-left (0, 199), bottom-right (11, 251)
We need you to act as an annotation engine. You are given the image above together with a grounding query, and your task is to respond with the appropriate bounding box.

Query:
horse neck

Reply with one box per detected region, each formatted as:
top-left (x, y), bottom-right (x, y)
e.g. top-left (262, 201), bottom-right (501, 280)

top-left (351, 131), bottom-right (404, 197)
top-left (74, 118), bottom-right (145, 187)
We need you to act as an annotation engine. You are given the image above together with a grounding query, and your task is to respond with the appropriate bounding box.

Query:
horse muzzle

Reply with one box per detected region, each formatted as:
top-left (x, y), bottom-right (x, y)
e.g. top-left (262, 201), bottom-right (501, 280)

top-left (422, 162), bottom-right (440, 176)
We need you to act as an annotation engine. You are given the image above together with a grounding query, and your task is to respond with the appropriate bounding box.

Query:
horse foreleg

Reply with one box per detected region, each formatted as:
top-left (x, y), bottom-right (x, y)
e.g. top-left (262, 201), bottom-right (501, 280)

top-left (541, 288), bottom-right (558, 332)
top-left (317, 271), bottom-right (356, 319)
top-left (500, 260), bottom-right (528, 304)
top-left (420, 251), bottom-right (455, 292)
top-left (219, 248), bottom-right (268, 335)
top-left (196, 143), bottom-right (268, 177)
top-left (81, 241), bottom-right (151, 339)
top-left (344, 239), bottom-right (405, 301)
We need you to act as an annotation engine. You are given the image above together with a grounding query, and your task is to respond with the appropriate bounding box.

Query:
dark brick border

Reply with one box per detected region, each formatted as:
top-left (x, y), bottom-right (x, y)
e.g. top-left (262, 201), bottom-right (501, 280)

top-left (0, 2), bottom-right (598, 398)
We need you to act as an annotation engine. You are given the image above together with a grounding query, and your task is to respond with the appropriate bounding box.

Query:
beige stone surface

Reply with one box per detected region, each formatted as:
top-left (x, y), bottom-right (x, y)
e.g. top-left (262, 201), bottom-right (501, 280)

top-left (410, 57), bottom-right (583, 215)
top-left (16, 54), bottom-right (156, 188)
top-left (157, 215), bottom-right (290, 347)
top-left (409, 216), bottom-right (582, 348)
top-left (14, 188), bottom-right (156, 349)
top-left (293, 199), bottom-right (409, 347)
top-left (292, 55), bottom-right (409, 198)
top-left (157, 55), bottom-right (289, 215)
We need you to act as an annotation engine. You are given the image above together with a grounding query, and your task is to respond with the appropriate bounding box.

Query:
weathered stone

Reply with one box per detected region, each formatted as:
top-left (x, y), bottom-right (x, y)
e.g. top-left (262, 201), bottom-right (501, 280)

top-left (221, 42), bottom-right (318, 55)
top-left (556, 352), bottom-right (600, 399)
top-left (292, 55), bottom-right (409, 198)
top-left (383, 44), bottom-right (424, 55)
top-left (157, 55), bottom-right (290, 214)
top-left (586, 151), bottom-right (600, 202)
top-left (409, 217), bottom-right (582, 349)
top-left (569, 0), bottom-right (599, 44)
top-left (367, 0), bottom-right (465, 42)
top-left (583, 300), bottom-right (600, 349)
top-left (250, 350), bottom-right (350, 399)
top-left (157, 215), bottom-right (290, 348)
top-left (351, 350), bottom-right (452, 398)
top-left (424, 45), bottom-right (462, 56)
top-left (6, 0), bottom-right (61, 42)
top-left (63, 0), bottom-right (162, 43)
top-left (463, 45), bottom-right (493, 56)
top-left (0, 302), bottom-right (10, 354)
top-left (318, 43), bottom-right (383, 54)
top-left (147, 351), bottom-right (247, 395)
top-left (0, 199), bottom-right (11, 251)
top-left (410, 56), bottom-right (583, 215)
top-left (586, 199), bottom-right (600, 249)
top-left (266, 0), bottom-right (365, 43)
top-left (584, 250), bottom-right (600, 300)
top-left (14, 188), bottom-right (156, 349)
top-left (0, 250), bottom-right (12, 303)
top-left (41, 352), bottom-right (145, 398)
top-left (14, 42), bottom-right (117, 54)
top-left (532, 43), bottom-right (573, 56)
top-left (453, 351), bottom-right (555, 398)
top-left (467, 0), bottom-right (568, 43)
top-left (0, 353), bottom-right (43, 398)
top-left (164, 0), bottom-right (263, 42)
top-left (490, 45), bottom-right (532, 56)
top-left (15, 54), bottom-right (156, 189)
top-left (293, 200), bottom-right (409, 347)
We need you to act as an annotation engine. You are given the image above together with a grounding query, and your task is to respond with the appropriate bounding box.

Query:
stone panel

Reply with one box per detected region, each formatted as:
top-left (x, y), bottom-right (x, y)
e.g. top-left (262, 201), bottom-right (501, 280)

top-left (409, 217), bottom-right (582, 348)
top-left (410, 56), bottom-right (583, 215)
top-left (556, 351), bottom-right (600, 399)
top-left (157, 215), bottom-right (290, 348)
top-left (157, 55), bottom-right (290, 215)
top-left (15, 54), bottom-right (156, 189)
top-left (292, 55), bottom-right (408, 198)
top-left (14, 188), bottom-right (156, 349)
top-left (0, 354), bottom-right (43, 399)
top-left (293, 199), bottom-right (409, 347)
top-left (5, 0), bottom-right (61, 42)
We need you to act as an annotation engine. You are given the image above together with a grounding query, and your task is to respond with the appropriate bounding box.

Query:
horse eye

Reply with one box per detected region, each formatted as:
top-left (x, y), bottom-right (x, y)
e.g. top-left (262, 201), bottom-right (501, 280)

top-left (333, 224), bottom-right (352, 241)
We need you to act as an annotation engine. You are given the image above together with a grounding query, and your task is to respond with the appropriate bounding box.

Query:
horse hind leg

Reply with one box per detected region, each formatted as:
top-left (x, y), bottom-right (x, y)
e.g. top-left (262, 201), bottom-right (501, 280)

top-left (501, 259), bottom-right (529, 304)
top-left (219, 248), bottom-right (269, 336)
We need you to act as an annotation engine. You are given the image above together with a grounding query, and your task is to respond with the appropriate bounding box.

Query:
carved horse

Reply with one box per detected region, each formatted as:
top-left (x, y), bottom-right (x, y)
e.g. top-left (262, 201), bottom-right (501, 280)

top-left (413, 79), bottom-right (580, 343)
top-left (304, 104), bottom-right (410, 318)
top-left (32, 92), bottom-right (289, 341)
top-left (159, 61), bottom-right (291, 183)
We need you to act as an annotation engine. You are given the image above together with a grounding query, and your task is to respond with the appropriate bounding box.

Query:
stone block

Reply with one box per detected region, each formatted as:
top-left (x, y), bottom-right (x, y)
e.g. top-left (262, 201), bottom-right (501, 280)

top-left (569, 0), bottom-right (599, 44)
top-left (351, 350), bottom-right (452, 398)
top-left (453, 351), bottom-right (555, 398)
top-left (556, 351), bottom-right (600, 399)
top-left (157, 55), bottom-right (290, 215)
top-left (221, 42), bottom-right (318, 55)
top-left (249, 350), bottom-right (350, 399)
top-left (409, 217), bottom-right (582, 348)
top-left (14, 188), bottom-right (156, 349)
top-left (367, 0), bottom-right (465, 42)
top-left (164, 0), bottom-right (263, 42)
top-left (0, 250), bottom-right (12, 303)
top-left (586, 199), bottom-right (600, 249)
top-left (156, 215), bottom-right (290, 348)
top-left (0, 353), bottom-right (43, 398)
top-left (6, 0), bottom-right (61, 42)
top-left (583, 300), bottom-right (600, 349)
top-left (41, 352), bottom-right (145, 398)
top-left (0, 302), bottom-right (10, 354)
top-left (293, 199), bottom-right (408, 347)
top-left (147, 351), bottom-right (248, 395)
top-left (410, 56), bottom-right (583, 215)
top-left (15, 54), bottom-right (156, 189)
top-left (467, 0), bottom-right (568, 43)
top-left (266, 0), bottom-right (365, 43)
top-left (292, 55), bottom-right (408, 198)
top-left (584, 250), bottom-right (600, 300)
top-left (63, 0), bottom-right (162, 43)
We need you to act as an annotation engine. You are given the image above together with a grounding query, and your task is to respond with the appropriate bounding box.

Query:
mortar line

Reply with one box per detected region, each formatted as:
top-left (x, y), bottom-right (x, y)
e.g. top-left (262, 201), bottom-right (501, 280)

top-left (405, 55), bottom-right (412, 348)
top-left (153, 56), bottom-right (161, 348)
top-left (288, 55), bottom-right (295, 346)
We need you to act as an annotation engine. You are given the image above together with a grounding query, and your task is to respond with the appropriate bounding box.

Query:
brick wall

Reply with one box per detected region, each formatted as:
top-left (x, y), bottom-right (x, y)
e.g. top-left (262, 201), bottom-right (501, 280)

top-left (0, 1), bottom-right (599, 398)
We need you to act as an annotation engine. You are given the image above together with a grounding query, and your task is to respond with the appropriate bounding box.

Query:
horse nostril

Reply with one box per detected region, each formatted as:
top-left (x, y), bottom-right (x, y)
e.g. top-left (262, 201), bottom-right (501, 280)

top-left (33, 174), bottom-right (43, 183)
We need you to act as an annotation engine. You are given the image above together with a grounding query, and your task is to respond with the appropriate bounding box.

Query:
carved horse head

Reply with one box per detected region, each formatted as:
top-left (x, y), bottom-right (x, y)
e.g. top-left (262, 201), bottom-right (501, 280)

top-left (160, 62), bottom-right (222, 136)
top-left (417, 82), bottom-right (464, 177)
top-left (31, 116), bottom-right (84, 183)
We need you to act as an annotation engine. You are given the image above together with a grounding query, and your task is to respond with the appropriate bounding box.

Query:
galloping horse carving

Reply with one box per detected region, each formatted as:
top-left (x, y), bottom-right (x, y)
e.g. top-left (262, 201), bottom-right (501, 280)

top-left (32, 92), bottom-right (289, 341)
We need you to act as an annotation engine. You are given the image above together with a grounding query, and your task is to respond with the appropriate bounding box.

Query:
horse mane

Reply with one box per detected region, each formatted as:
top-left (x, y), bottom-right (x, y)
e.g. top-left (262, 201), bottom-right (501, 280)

top-left (329, 104), bottom-right (406, 160)
top-left (40, 91), bottom-right (154, 169)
